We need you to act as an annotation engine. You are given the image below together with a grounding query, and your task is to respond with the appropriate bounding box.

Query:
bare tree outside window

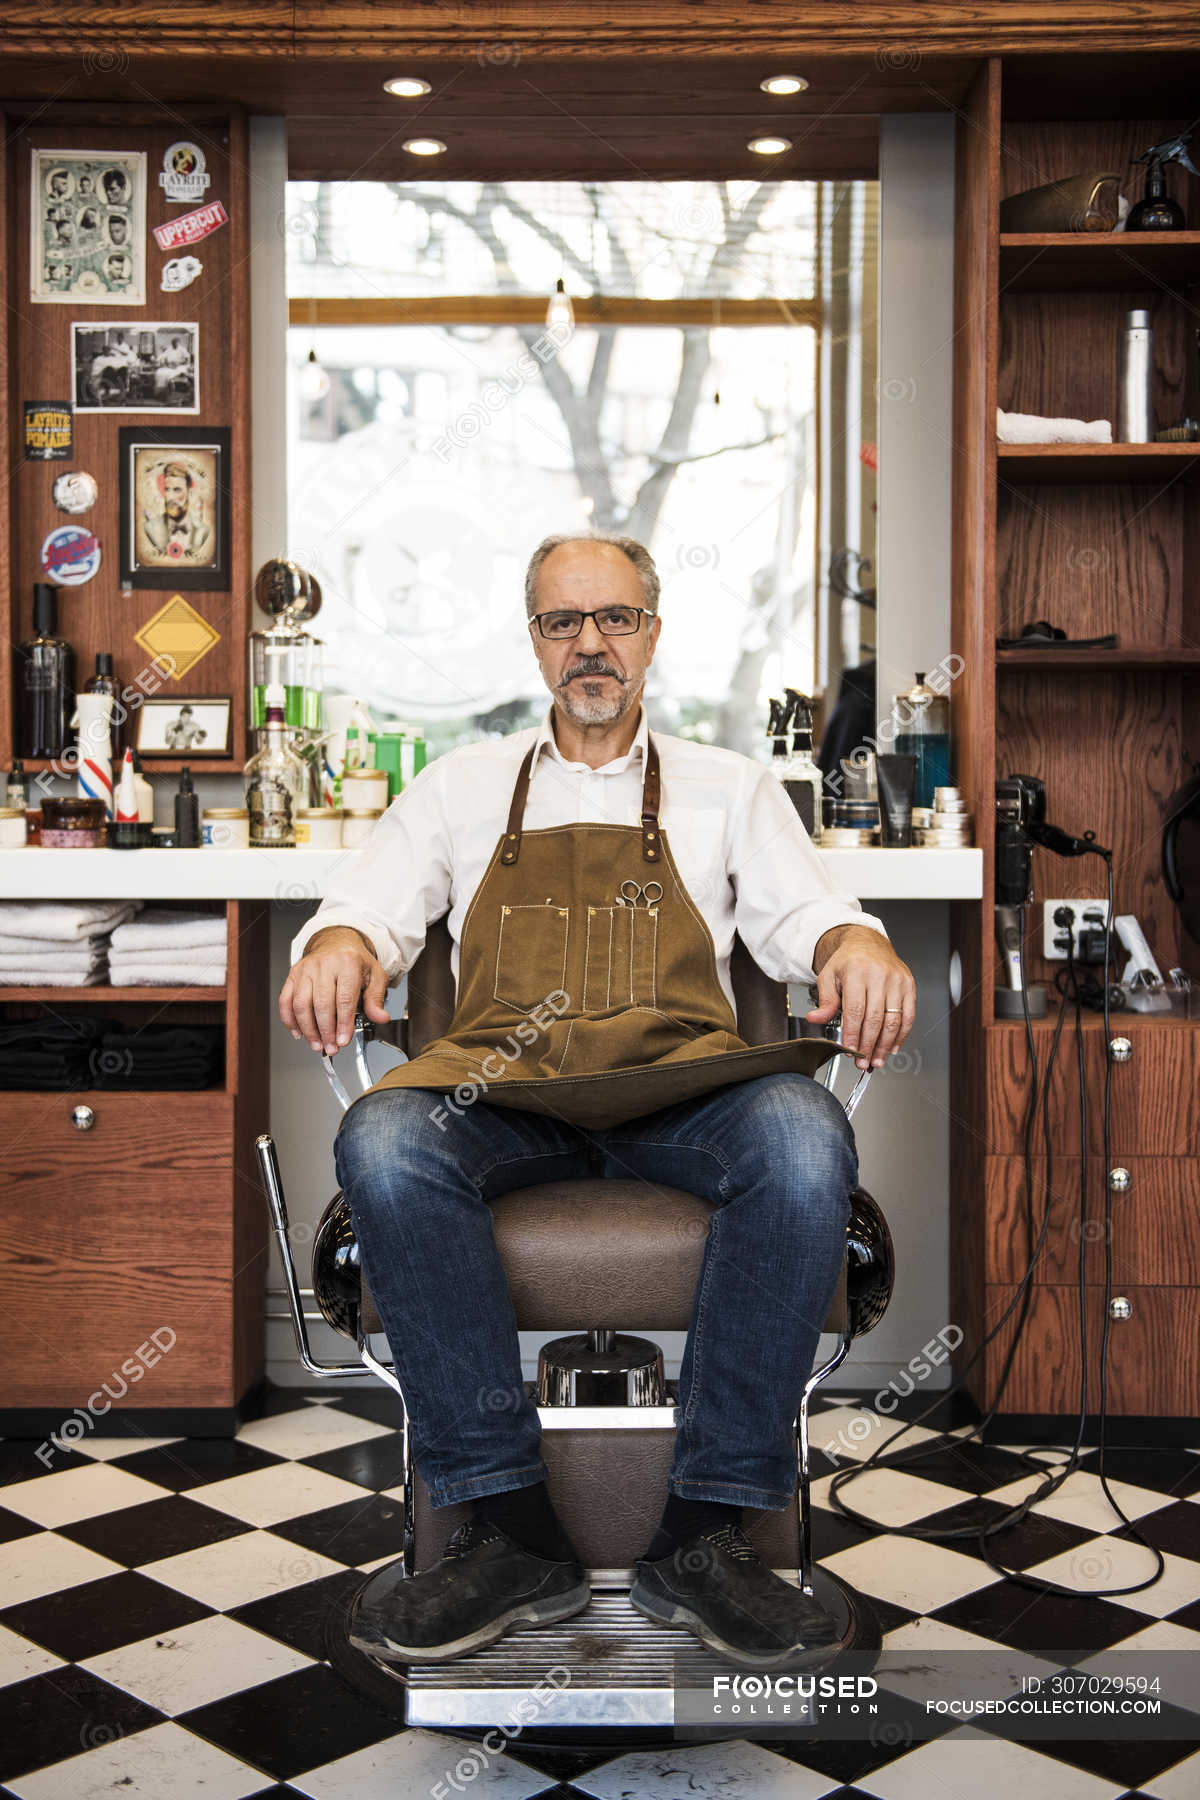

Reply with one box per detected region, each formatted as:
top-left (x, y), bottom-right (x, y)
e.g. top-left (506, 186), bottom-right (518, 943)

top-left (286, 179), bottom-right (876, 760)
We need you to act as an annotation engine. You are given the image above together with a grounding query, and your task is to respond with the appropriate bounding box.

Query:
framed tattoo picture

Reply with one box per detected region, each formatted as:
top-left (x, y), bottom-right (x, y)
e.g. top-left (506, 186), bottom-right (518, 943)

top-left (31, 149), bottom-right (147, 305)
top-left (118, 426), bottom-right (230, 589)
top-left (136, 695), bottom-right (232, 758)
top-left (74, 322), bottom-right (198, 414)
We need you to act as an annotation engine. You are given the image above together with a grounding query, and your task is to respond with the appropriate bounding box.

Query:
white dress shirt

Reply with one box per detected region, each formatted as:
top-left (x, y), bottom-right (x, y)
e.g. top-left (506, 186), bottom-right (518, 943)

top-left (292, 706), bottom-right (889, 1009)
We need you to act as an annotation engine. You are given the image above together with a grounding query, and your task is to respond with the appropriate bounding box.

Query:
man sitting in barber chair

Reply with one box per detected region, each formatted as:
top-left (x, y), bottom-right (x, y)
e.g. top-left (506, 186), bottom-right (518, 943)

top-left (279, 532), bottom-right (916, 1669)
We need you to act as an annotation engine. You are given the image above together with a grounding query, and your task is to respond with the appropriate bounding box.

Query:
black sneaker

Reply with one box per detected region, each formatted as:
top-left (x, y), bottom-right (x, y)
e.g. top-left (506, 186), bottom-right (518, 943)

top-left (630, 1523), bottom-right (839, 1668)
top-left (349, 1518), bottom-right (590, 1663)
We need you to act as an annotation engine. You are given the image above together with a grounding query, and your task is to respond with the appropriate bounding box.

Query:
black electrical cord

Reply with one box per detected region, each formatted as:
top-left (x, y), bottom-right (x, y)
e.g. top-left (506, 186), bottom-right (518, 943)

top-left (827, 848), bottom-right (1165, 1598)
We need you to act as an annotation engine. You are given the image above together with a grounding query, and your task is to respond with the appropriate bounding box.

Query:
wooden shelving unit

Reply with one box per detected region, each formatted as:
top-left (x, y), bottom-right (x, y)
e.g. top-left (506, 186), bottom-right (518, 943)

top-left (950, 62), bottom-right (1200, 1429)
top-left (0, 899), bottom-right (269, 1427)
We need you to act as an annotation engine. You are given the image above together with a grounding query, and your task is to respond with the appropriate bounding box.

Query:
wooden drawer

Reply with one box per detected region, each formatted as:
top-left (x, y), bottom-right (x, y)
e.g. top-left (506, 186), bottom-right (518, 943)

top-left (0, 1091), bottom-right (256, 1409)
top-left (976, 1282), bottom-right (1200, 1417)
top-left (984, 1155), bottom-right (1200, 1287)
top-left (986, 1021), bottom-right (1198, 1157)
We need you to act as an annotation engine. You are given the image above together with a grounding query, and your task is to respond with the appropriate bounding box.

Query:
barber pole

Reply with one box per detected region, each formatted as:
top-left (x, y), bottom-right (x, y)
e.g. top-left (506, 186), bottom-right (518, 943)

top-left (72, 691), bottom-right (116, 820)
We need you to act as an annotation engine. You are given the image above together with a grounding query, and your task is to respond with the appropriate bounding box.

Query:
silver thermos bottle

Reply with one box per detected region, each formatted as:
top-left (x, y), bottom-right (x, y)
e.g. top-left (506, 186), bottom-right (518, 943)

top-left (1117, 308), bottom-right (1153, 442)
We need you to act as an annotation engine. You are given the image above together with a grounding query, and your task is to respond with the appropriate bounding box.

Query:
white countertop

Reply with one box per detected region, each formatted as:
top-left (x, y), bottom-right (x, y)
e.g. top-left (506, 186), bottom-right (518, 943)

top-left (0, 846), bottom-right (982, 901)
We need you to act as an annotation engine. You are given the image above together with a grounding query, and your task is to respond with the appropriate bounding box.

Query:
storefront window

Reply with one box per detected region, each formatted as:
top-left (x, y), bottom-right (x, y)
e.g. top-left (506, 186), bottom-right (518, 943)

top-left (285, 180), bottom-right (875, 761)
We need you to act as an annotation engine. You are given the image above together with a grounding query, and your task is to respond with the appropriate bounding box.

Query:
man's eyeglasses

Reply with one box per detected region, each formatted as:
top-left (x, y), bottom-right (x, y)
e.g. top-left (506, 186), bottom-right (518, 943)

top-left (531, 605), bottom-right (654, 639)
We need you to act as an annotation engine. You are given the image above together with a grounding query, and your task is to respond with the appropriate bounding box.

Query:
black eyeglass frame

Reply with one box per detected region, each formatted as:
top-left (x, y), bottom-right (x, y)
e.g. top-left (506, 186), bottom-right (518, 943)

top-left (529, 605), bottom-right (656, 639)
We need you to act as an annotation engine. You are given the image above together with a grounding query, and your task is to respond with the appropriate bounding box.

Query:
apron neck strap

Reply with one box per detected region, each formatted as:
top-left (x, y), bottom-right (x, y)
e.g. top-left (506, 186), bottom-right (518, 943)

top-left (500, 732), bottom-right (661, 866)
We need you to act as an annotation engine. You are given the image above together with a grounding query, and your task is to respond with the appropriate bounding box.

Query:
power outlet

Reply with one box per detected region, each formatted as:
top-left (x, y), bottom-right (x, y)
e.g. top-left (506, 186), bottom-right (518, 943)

top-left (1043, 897), bottom-right (1112, 961)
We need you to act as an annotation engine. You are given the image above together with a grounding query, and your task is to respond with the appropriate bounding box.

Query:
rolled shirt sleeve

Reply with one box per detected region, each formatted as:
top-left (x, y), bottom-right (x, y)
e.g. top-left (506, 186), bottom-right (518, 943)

top-left (729, 762), bottom-right (890, 986)
top-left (287, 760), bottom-right (452, 980)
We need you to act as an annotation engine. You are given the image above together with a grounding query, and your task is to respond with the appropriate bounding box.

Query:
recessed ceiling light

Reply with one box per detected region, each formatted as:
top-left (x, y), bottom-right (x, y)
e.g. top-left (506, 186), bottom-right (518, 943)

top-left (748, 135), bottom-right (793, 156)
top-left (760, 75), bottom-right (809, 95)
top-left (403, 137), bottom-right (446, 156)
top-left (384, 77), bottom-right (432, 98)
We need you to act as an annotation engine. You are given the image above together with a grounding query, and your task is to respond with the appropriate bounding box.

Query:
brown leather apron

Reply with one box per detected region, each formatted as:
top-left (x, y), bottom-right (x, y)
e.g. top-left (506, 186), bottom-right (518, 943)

top-left (360, 734), bottom-right (847, 1129)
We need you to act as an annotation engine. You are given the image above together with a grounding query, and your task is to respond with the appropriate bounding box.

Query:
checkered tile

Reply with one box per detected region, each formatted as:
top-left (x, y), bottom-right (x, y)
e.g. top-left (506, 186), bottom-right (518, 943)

top-left (1, 1388), bottom-right (1197, 1799)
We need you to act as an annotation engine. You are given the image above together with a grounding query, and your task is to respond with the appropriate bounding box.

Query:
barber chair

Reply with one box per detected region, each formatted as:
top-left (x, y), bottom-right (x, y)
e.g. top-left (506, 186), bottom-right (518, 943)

top-left (256, 920), bottom-right (895, 1731)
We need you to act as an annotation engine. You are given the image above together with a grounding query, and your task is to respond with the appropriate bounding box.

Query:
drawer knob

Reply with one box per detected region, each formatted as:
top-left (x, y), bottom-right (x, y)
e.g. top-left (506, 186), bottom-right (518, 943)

top-left (71, 1104), bottom-right (95, 1132)
top-left (1108, 1036), bottom-right (1133, 1063)
top-left (1109, 1296), bottom-right (1132, 1320)
top-left (1107, 1167), bottom-right (1131, 1194)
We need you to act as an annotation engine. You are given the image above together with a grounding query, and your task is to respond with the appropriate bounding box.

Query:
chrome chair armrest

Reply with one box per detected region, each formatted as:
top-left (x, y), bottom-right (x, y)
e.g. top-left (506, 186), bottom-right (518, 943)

top-left (787, 994), bottom-right (874, 1120)
top-left (321, 1009), bottom-right (409, 1112)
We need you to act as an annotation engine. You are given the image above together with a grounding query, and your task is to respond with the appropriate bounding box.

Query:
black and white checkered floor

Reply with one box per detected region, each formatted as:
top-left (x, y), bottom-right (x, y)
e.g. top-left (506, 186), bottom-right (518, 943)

top-left (2, 1386), bottom-right (1199, 1799)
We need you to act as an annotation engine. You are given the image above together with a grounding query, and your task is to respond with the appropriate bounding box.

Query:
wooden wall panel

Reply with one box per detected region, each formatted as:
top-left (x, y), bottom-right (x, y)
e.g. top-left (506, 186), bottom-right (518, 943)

top-left (998, 290), bottom-right (1193, 427)
top-left (2, 110), bottom-right (251, 774)
top-left (996, 482), bottom-right (1187, 649)
top-left (948, 59), bottom-right (1001, 1412)
top-left (995, 670), bottom-right (1185, 984)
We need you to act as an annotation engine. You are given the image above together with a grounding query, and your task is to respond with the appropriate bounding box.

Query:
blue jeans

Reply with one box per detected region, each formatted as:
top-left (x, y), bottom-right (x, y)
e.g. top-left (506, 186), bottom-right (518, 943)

top-left (333, 1072), bottom-right (857, 1511)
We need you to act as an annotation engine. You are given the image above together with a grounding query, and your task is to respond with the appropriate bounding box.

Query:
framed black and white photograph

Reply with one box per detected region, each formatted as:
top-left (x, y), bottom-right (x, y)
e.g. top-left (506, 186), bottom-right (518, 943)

top-left (31, 149), bottom-right (146, 305)
top-left (118, 426), bottom-right (230, 589)
top-left (73, 322), bottom-right (199, 414)
top-left (136, 695), bottom-right (231, 758)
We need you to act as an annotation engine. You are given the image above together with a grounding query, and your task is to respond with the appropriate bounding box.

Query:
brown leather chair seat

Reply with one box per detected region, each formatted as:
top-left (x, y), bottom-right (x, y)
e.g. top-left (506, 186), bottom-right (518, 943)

top-left (360, 1177), bottom-right (847, 1335)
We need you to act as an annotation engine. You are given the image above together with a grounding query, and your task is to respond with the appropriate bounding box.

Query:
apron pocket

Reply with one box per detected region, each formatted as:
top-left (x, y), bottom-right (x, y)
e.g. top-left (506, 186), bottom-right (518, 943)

top-left (631, 905), bottom-right (658, 1006)
top-left (584, 905), bottom-right (616, 1010)
top-left (584, 902), bottom-right (657, 1009)
top-left (494, 903), bottom-right (569, 1012)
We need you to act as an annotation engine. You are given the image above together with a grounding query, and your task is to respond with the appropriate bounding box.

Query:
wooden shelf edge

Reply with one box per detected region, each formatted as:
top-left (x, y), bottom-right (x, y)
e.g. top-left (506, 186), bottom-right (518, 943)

top-left (992, 1009), bottom-right (1197, 1029)
top-left (0, 986), bottom-right (228, 1002)
top-left (20, 758), bottom-right (244, 777)
top-left (999, 231), bottom-right (1200, 249)
top-left (996, 647), bottom-right (1200, 669)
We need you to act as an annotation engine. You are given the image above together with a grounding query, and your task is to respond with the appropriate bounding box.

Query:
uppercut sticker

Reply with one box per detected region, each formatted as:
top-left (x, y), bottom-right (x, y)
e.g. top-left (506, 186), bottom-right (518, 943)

top-left (159, 142), bottom-right (211, 205)
top-left (153, 199), bottom-right (227, 253)
top-left (41, 523), bottom-right (102, 585)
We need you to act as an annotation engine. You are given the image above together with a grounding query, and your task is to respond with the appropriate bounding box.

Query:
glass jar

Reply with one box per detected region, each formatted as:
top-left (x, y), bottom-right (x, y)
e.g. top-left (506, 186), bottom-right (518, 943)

top-left (295, 807), bottom-right (343, 848)
top-left (40, 796), bottom-right (106, 848)
top-left (341, 767), bottom-right (389, 812)
top-left (891, 672), bottom-right (952, 810)
top-left (202, 807), bottom-right (250, 849)
top-left (341, 808), bottom-right (382, 849)
top-left (0, 806), bottom-right (27, 847)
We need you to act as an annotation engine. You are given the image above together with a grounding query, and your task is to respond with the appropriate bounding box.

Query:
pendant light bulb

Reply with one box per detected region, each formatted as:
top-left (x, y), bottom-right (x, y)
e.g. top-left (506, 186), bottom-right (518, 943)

top-left (546, 277), bottom-right (575, 331)
top-left (300, 347), bottom-right (331, 402)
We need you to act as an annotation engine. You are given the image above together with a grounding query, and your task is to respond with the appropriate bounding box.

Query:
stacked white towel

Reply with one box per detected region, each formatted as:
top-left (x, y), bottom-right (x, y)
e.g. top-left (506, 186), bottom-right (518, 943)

top-left (0, 900), bottom-right (143, 986)
top-left (998, 407), bottom-right (1113, 445)
top-left (108, 908), bottom-right (227, 987)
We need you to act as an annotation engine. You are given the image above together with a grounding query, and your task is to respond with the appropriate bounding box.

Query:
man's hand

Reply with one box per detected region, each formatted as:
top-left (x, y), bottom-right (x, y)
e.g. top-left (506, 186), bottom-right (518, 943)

top-left (807, 925), bottom-right (916, 1071)
top-left (279, 926), bottom-right (390, 1056)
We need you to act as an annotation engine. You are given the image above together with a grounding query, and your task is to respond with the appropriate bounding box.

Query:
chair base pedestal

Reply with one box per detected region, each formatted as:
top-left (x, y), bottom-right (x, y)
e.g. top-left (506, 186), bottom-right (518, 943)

top-left (326, 1563), bottom-right (881, 1738)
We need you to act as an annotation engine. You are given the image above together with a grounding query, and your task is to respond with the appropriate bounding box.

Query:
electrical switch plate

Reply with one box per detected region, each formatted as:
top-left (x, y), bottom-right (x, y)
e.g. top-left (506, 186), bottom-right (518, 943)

top-left (1043, 897), bottom-right (1112, 960)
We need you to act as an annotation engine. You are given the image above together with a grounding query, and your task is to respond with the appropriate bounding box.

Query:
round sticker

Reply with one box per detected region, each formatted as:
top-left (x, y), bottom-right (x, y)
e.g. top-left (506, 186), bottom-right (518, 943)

top-left (159, 141), bottom-right (210, 205)
top-left (52, 470), bottom-right (98, 515)
top-left (161, 254), bottom-right (202, 292)
top-left (40, 523), bottom-right (101, 586)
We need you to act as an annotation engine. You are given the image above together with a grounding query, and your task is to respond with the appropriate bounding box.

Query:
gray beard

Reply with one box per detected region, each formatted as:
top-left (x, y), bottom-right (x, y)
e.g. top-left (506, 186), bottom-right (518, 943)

top-left (557, 670), bottom-right (642, 726)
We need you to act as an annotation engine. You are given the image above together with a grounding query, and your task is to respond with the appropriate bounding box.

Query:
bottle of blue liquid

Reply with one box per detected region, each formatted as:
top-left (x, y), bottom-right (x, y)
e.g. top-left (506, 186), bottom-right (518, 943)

top-left (891, 671), bottom-right (951, 810)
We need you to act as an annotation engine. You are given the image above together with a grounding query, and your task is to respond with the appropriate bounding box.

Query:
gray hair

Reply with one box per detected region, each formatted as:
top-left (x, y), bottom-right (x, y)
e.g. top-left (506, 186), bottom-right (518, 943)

top-left (524, 532), bottom-right (660, 619)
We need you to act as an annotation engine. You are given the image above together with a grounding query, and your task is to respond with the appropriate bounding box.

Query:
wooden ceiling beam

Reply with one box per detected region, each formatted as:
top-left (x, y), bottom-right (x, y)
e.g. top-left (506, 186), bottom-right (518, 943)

top-left (3, 4), bottom-right (1200, 56)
